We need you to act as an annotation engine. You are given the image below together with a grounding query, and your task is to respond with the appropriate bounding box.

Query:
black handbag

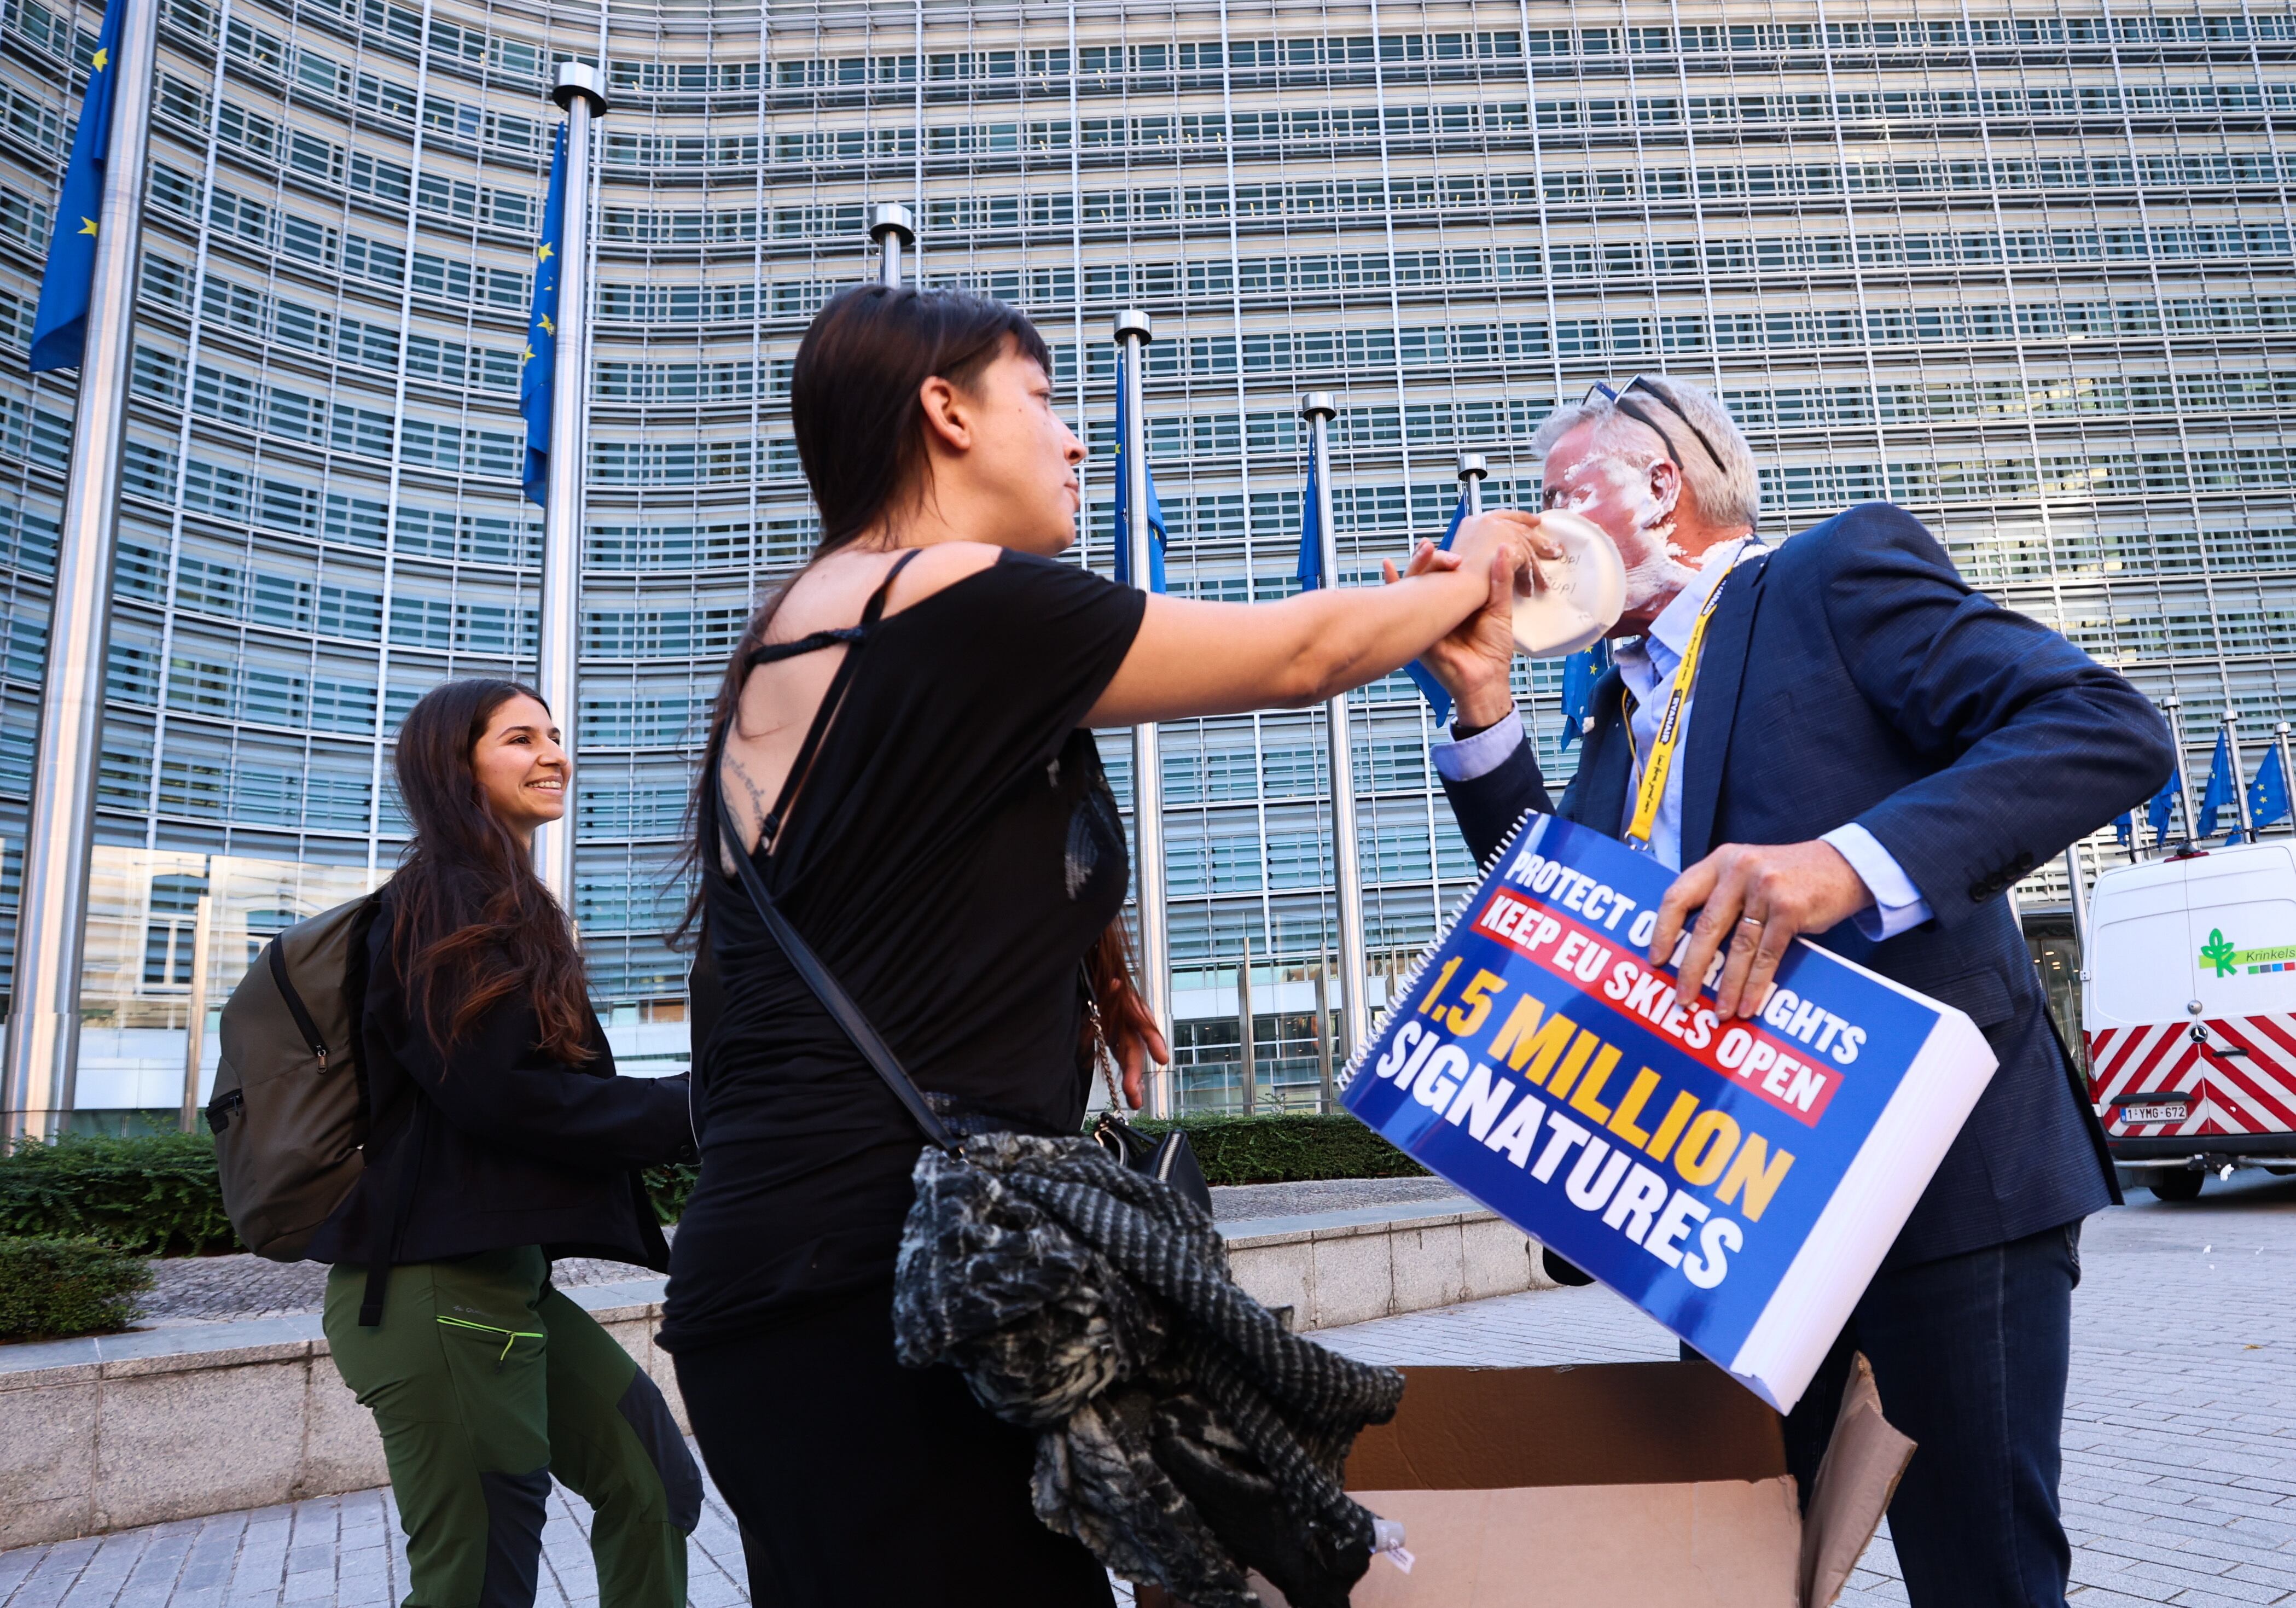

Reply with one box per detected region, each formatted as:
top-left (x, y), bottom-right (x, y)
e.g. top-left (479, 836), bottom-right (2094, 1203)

top-left (1079, 968), bottom-right (1213, 1213)
top-left (713, 779), bottom-right (1212, 1214)
top-left (1090, 1108), bottom-right (1212, 1212)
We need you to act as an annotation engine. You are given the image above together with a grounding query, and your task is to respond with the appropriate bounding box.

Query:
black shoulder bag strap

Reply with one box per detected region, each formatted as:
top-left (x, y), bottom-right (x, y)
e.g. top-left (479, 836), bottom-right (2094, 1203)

top-left (712, 782), bottom-right (960, 1155)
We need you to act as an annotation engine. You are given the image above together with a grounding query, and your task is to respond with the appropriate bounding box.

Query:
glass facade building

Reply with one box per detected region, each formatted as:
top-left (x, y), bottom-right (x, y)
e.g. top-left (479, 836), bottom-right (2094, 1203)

top-left (3, 0), bottom-right (2291, 1122)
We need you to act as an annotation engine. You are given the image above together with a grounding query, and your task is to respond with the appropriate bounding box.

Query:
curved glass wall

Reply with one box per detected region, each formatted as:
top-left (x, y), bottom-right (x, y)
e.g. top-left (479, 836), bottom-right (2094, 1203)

top-left (5, 0), bottom-right (2293, 1121)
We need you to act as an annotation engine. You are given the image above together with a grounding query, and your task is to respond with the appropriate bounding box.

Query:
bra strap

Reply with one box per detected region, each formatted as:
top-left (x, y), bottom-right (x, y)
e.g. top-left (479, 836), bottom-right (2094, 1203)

top-left (752, 549), bottom-right (923, 849)
top-left (747, 626), bottom-right (864, 669)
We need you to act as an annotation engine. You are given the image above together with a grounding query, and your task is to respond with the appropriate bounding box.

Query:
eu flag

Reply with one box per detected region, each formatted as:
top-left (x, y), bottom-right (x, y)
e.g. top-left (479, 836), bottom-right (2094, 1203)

top-left (1404, 490), bottom-right (1470, 724)
top-left (1109, 342), bottom-right (1166, 592)
top-left (1560, 640), bottom-right (1613, 750)
top-left (2252, 742), bottom-right (2290, 834)
top-left (519, 123), bottom-right (568, 506)
top-left (30, 1), bottom-right (126, 372)
top-left (2146, 762), bottom-right (2179, 844)
top-left (2197, 728), bottom-right (2235, 840)
top-left (1294, 450), bottom-right (1323, 591)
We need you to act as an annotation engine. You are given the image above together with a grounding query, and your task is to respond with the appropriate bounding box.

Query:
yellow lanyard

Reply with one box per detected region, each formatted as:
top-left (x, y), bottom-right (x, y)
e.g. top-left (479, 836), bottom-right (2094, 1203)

top-left (1624, 580), bottom-right (1729, 848)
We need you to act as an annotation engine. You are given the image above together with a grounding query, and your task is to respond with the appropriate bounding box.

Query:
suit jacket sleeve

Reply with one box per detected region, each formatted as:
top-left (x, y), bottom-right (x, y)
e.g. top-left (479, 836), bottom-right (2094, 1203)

top-left (1821, 504), bottom-right (2176, 931)
top-left (1437, 732), bottom-right (1559, 866)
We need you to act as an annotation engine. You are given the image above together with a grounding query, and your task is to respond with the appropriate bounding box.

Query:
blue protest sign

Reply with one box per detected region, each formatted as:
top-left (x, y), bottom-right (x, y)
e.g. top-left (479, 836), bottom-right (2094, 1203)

top-left (1342, 811), bottom-right (1996, 1411)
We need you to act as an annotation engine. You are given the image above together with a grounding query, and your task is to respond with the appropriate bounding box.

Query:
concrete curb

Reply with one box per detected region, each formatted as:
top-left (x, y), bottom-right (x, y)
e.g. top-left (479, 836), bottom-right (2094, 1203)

top-left (1, 1203), bottom-right (1550, 1548)
top-left (1221, 1197), bottom-right (1557, 1330)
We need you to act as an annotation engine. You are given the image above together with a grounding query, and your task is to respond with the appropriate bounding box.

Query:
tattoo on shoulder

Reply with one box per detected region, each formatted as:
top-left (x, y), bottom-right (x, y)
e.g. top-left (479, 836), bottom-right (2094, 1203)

top-left (724, 754), bottom-right (769, 818)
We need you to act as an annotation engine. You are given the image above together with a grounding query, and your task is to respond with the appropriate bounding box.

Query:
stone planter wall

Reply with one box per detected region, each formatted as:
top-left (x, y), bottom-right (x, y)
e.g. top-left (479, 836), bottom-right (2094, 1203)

top-left (0, 1280), bottom-right (675, 1552)
top-left (2, 1204), bottom-right (1551, 1548)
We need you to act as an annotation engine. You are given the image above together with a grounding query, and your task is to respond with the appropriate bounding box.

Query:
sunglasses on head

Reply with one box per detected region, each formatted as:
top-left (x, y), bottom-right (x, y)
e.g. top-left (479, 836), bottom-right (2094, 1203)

top-left (1583, 376), bottom-right (1728, 474)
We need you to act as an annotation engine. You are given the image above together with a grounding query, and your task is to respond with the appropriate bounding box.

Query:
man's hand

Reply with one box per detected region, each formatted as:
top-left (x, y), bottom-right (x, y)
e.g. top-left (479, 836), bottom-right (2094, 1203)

top-left (1649, 841), bottom-right (1876, 1017)
top-left (1381, 512), bottom-right (1561, 730)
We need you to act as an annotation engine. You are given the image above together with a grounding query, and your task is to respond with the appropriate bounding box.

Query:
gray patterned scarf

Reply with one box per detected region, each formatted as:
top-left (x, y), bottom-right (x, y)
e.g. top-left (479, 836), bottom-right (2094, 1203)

top-left (892, 1132), bottom-right (1404, 1608)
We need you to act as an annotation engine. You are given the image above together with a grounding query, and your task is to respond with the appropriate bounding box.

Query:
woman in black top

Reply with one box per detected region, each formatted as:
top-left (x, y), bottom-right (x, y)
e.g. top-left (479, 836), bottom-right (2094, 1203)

top-left (662, 287), bottom-right (1544, 1605)
top-left (313, 679), bottom-right (702, 1608)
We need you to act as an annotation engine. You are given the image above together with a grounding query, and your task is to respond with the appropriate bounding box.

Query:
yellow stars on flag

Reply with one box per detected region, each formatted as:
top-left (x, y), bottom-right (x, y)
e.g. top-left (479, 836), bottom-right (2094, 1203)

top-left (91, 45), bottom-right (108, 69)
top-left (537, 312), bottom-right (555, 338)
top-left (536, 241), bottom-right (554, 264)
top-left (77, 217), bottom-right (96, 236)
top-left (520, 345), bottom-right (536, 365)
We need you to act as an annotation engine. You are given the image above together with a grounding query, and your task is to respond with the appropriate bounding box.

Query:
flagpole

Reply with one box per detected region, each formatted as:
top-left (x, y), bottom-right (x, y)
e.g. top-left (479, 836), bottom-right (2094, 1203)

top-left (2277, 723), bottom-right (2295, 838)
top-left (1117, 310), bottom-right (1172, 1116)
top-left (869, 203), bottom-right (915, 289)
top-left (533, 64), bottom-right (606, 916)
top-left (2163, 695), bottom-right (2199, 844)
top-left (2064, 842), bottom-right (2091, 966)
top-left (2226, 708), bottom-right (2254, 840)
top-left (1303, 394), bottom-right (1369, 1069)
top-left (1457, 451), bottom-right (1487, 517)
top-left (0, 0), bottom-right (160, 1149)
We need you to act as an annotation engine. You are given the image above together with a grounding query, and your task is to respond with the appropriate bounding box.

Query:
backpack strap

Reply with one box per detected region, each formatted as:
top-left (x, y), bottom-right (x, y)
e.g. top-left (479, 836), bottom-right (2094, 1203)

top-left (358, 1100), bottom-right (428, 1327)
top-left (328, 892), bottom-right (428, 1329)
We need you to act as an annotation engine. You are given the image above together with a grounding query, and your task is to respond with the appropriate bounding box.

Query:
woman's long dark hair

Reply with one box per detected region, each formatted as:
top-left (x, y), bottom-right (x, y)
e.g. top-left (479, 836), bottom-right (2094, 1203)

top-left (677, 286), bottom-right (1051, 936)
top-left (391, 678), bottom-right (595, 1063)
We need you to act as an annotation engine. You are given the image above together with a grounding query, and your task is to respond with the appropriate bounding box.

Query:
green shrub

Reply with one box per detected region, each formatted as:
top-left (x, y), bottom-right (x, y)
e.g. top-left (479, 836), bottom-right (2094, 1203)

top-left (0, 1236), bottom-right (153, 1341)
top-left (643, 1162), bottom-right (697, 1225)
top-left (1128, 1114), bottom-right (1427, 1186)
top-left (0, 1132), bottom-right (236, 1256)
top-left (0, 1116), bottom-right (1420, 1254)
top-left (0, 1132), bottom-right (704, 1254)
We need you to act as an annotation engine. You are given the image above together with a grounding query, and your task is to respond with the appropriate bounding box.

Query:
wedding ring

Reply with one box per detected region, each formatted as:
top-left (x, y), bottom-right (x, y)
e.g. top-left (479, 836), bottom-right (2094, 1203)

top-left (1737, 916), bottom-right (1766, 930)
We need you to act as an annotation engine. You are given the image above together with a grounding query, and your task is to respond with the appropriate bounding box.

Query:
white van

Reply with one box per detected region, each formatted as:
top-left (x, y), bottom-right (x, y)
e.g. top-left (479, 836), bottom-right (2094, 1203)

top-left (2084, 838), bottom-right (2296, 1199)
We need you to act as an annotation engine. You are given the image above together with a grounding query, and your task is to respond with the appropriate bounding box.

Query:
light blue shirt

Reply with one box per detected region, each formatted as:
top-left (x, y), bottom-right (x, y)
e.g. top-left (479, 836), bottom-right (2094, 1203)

top-left (1432, 539), bottom-right (1933, 942)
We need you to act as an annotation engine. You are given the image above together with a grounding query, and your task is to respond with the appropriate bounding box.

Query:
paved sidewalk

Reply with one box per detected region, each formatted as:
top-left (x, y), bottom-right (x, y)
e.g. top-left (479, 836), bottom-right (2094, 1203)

top-left (8, 1173), bottom-right (2295, 1606)
top-left (1318, 1170), bottom-right (2296, 1605)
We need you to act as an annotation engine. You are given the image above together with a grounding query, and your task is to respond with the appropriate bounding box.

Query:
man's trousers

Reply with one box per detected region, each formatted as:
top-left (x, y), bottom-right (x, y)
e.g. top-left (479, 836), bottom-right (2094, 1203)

top-left (1787, 1220), bottom-right (2083, 1608)
top-left (323, 1249), bottom-right (703, 1608)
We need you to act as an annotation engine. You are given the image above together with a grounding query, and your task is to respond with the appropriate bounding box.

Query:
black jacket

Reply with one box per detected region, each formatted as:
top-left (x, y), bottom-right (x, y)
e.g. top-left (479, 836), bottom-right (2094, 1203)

top-left (1441, 505), bottom-right (2175, 1267)
top-left (307, 882), bottom-right (697, 1271)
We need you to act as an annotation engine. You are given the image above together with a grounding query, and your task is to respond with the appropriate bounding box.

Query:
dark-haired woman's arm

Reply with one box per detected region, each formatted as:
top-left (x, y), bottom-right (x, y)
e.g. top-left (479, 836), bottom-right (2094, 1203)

top-left (1086, 512), bottom-right (1550, 726)
top-left (377, 999), bottom-right (695, 1172)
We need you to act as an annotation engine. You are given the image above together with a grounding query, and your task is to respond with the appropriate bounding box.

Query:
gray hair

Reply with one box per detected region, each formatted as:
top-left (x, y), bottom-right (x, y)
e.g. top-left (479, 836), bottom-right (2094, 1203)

top-left (1528, 376), bottom-right (1761, 532)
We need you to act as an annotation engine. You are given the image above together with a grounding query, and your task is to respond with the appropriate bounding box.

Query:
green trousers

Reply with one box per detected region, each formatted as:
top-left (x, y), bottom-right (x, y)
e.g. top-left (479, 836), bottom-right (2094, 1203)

top-left (324, 1249), bottom-right (701, 1608)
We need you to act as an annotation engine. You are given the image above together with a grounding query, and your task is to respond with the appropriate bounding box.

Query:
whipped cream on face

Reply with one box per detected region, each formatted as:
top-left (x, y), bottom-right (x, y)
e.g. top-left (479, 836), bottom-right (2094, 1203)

top-left (1553, 451), bottom-right (1698, 617)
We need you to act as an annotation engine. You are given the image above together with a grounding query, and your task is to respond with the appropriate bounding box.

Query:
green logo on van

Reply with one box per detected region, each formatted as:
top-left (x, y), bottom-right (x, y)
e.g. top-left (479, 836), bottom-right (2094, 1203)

top-left (2199, 929), bottom-right (2296, 977)
top-left (2203, 930), bottom-right (2237, 976)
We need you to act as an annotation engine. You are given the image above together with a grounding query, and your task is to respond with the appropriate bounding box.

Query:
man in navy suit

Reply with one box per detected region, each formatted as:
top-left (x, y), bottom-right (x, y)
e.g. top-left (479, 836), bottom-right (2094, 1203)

top-left (1397, 376), bottom-right (2175, 1607)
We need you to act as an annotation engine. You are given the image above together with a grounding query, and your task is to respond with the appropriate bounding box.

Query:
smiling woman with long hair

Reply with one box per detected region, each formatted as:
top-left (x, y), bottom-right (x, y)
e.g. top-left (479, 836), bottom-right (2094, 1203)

top-left (308, 679), bottom-right (702, 1608)
top-left (660, 285), bottom-right (1541, 1604)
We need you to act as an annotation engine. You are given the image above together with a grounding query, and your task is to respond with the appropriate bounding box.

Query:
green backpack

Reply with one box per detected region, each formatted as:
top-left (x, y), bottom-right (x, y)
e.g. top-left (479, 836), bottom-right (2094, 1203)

top-left (205, 892), bottom-right (384, 1265)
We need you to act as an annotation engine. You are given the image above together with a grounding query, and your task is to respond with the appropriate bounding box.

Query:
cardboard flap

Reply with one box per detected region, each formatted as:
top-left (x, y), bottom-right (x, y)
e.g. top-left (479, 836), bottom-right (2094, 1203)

top-left (1797, 1354), bottom-right (1915, 1607)
top-left (1337, 1481), bottom-right (1805, 1607)
top-left (1346, 1363), bottom-right (1786, 1490)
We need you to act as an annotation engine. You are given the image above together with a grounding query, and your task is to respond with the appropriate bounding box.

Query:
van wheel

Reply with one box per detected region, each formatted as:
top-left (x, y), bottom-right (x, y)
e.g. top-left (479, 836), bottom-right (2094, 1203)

top-left (2150, 1171), bottom-right (2206, 1202)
